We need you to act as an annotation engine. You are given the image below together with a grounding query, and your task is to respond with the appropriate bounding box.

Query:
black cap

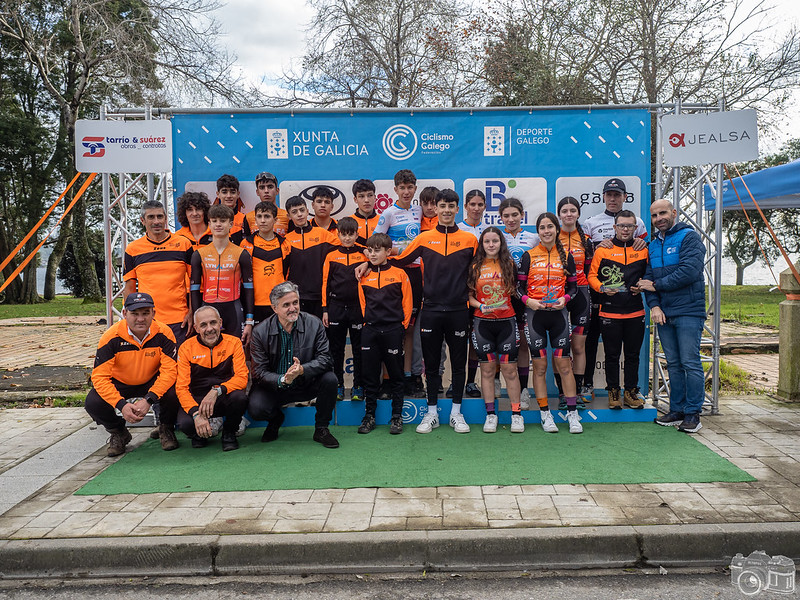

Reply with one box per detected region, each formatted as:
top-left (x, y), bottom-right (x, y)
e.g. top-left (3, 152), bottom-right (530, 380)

top-left (124, 292), bottom-right (155, 311)
top-left (603, 178), bottom-right (626, 194)
top-left (255, 172), bottom-right (278, 185)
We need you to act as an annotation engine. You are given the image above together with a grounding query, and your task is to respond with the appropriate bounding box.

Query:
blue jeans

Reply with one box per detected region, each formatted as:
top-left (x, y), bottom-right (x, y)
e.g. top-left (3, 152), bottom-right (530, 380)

top-left (657, 316), bottom-right (705, 416)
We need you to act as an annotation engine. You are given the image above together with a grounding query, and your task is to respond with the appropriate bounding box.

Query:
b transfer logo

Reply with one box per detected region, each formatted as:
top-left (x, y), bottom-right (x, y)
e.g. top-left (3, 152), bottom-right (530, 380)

top-left (382, 124), bottom-right (417, 160)
top-left (81, 136), bottom-right (105, 157)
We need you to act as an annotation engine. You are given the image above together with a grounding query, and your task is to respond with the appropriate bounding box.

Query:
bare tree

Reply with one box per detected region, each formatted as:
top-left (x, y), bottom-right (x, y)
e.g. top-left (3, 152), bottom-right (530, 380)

top-left (0, 0), bottom-right (254, 302)
top-left (273, 0), bottom-right (473, 108)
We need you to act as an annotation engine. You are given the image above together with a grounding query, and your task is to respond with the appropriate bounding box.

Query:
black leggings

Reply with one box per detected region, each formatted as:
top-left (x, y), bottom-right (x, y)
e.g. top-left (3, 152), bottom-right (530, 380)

top-left (326, 301), bottom-right (363, 388)
top-left (584, 288), bottom-right (602, 385)
top-left (361, 322), bottom-right (404, 415)
top-left (419, 308), bottom-right (470, 405)
top-left (600, 315), bottom-right (645, 390)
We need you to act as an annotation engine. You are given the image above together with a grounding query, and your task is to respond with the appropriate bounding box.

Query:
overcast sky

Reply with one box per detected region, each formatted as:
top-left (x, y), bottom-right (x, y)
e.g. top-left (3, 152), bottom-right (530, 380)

top-left (213, 0), bottom-right (800, 153)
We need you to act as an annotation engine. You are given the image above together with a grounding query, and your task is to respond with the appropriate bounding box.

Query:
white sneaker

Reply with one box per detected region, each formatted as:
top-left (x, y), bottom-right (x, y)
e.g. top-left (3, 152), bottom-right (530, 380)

top-left (519, 388), bottom-right (531, 410)
top-left (209, 417), bottom-right (224, 437)
top-left (540, 410), bottom-right (558, 433)
top-left (510, 414), bottom-right (525, 433)
top-left (416, 410), bottom-right (440, 434)
top-left (236, 416), bottom-right (249, 437)
top-left (567, 411), bottom-right (583, 434)
top-left (483, 414), bottom-right (498, 433)
top-left (450, 413), bottom-right (471, 433)
top-left (494, 378), bottom-right (502, 398)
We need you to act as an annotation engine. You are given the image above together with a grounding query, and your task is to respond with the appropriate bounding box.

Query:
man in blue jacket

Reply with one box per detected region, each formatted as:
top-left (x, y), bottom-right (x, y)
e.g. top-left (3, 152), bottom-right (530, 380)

top-left (637, 199), bottom-right (707, 433)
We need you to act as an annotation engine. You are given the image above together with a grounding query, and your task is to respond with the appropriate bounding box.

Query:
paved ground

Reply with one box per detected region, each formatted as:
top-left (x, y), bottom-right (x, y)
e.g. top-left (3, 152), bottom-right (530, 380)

top-left (0, 394), bottom-right (797, 540)
top-left (0, 316), bottom-right (796, 576)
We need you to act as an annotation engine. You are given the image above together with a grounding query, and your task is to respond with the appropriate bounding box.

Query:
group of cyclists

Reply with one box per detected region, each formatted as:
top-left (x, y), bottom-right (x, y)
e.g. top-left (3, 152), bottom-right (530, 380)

top-left (125, 168), bottom-right (653, 439)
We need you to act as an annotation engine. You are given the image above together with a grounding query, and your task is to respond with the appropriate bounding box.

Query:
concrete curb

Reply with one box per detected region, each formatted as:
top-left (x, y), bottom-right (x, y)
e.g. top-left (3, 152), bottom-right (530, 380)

top-left (1, 523), bottom-right (798, 579)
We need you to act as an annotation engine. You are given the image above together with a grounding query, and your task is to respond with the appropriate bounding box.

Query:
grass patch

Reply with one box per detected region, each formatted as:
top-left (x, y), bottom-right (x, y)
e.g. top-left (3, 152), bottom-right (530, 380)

top-left (49, 395), bottom-right (86, 408)
top-left (719, 285), bottom-right (781, 328)
top-left (0, 296), bottom-right (121, 320)
top-left (705, 357), bottom-right (755, 394)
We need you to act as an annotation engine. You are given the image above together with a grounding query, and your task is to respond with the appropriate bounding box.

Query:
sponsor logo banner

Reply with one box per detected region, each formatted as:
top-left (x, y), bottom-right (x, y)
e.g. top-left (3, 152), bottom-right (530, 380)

top-left (75, 120), bottom-right (172, 173)
top-left (662, 109), bottom-right (758, 167)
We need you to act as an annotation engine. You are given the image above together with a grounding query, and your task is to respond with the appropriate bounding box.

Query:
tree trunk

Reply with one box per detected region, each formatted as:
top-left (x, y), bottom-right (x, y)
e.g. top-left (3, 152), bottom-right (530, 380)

top-left (44, 213), bottom-right (71, 300)
top-left (736, 264), bottom-right (745, 286)
top-left (71, 194), bottom-right (103, 303)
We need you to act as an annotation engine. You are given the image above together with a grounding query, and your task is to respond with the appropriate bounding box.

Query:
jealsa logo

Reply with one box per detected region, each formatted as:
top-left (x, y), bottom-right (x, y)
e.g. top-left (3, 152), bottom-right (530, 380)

top-left (669, 133), bottom-right (686, 148)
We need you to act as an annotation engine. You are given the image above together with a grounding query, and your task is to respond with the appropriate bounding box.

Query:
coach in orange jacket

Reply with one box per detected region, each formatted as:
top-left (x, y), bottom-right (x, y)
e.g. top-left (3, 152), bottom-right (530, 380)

top-left (176, 305), bottom-right (249, 451)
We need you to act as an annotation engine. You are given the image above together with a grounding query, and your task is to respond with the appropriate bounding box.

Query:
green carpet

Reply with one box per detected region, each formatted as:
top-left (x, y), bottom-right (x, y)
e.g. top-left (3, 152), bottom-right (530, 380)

top-left (77, 423), bottom-right (754, 496)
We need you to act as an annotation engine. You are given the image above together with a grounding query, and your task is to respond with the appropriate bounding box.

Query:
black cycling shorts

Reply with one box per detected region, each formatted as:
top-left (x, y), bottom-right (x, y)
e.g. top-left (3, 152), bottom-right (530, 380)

top-left (524, 307), bottom-right (571, 358)
top-left (567, 286), bottom-right (591, 335)
top-left (471, 316), bottom-right (519, 363)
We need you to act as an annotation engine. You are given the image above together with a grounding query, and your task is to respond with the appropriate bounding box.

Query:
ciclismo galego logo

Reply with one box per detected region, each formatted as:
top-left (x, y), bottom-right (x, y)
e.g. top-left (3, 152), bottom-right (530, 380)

top-left (383, 124), bottom-right (417, 160)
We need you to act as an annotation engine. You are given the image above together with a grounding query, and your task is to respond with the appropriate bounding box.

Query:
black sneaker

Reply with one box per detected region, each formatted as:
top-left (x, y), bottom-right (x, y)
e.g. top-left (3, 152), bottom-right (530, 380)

top-left (313, 427), bottom-right (340, 448)
top-left (465, 382), bottom-right (482, 398)
top-left (655, 411), bottom-right (684, 427)
top-left (678, 414), bottom-right (703, 433)
top-left (221, 431), bottom-right (239, 451)
top-left (261, 411), bottom-right (286, 442)
top-left (389, 415), bottom-right (403, 435)
top-left (191, 435), bottom-right (208, 449)
top-left (357, 414), bottom-right (376, 434)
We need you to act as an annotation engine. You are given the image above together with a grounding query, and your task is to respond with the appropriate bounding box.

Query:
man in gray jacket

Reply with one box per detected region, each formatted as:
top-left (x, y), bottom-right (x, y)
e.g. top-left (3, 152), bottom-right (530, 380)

top-left (248, 281), bottom-right (340, 448)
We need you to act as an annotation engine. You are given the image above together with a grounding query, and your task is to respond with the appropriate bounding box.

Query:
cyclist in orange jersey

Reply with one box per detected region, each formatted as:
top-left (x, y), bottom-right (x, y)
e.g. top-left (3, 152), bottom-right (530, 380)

top-left (556, 196), bottom-right (594, 409)
top-left (518, 212), bottom-right (582, 434)
top-left (467, 227), bottom-right (522, 434)
top-left (213, 174), bottom-right (247, 244)
top-left (190, 205), bottom-right (255, 344)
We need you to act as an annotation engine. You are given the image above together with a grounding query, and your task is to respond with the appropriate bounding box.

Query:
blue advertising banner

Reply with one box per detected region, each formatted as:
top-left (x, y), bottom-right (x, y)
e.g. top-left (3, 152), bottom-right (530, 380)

top-left (172, 108), bottom-right (651, 227)
top-left (172, 108), bottom-right (652, 395)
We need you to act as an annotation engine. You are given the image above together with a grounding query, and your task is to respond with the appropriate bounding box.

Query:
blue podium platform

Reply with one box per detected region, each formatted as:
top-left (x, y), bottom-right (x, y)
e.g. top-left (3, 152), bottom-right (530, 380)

top-left (246, 397), bottom-right (656, 428)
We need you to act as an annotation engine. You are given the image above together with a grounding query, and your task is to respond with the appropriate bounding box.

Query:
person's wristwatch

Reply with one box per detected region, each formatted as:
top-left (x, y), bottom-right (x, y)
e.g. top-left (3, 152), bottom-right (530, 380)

top-left (213, 385), bottom-right (222, 398)
top-left (279, 375), bottom-right (288, 388)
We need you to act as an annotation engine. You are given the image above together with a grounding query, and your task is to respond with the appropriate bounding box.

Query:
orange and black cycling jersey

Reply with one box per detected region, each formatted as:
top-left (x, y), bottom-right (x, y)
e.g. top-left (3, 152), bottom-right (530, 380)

top-left (517, 244), bottom-right (578, 306)
top-left (353, 209), bottom-right (380, 245)
top-left (322, 246), bottom-right (367, 308)
top-left (559, 228), bottom-right (593, 287)
top-left (176, 333), bottom-right (248, 416)
top-left (393, 224), bottom-right (477, 310)
top-left (243, 206), bottom-right (290, 238)
top-left (472, 258), bottom-right (517, 319)
top-left (421, 215), bottom-right (438, 231)
top-left (239, 233), bottom-right (287, 307)
top-left (358, 263), bottom-right (412, 329)
top-left (190, 242), bottom-right (254, 318)
top-left (91, 319), bottom-right (177, 409)
top-left (175, 225), bottom-right (212, 248)
top-left (283, 223), bottom-right (339, 301)
top-left (587, 238), bottom-right (649, 319)
top-left (123, 233), bottom-right (193, 326)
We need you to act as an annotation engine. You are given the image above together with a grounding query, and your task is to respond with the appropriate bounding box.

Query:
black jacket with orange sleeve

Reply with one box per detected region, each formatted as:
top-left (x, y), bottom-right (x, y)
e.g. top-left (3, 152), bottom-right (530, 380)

top-left (353, 209), bottom-right (380, 245)
top-left (587, 237), bottom-right (648, 318)
top-left (392, 224), bottom-right (477, 310)
top-left (283, 223), bottom-right (339, 301)
top-left (322, 245), bottom-right (367, 309)
top-left (176, 332), bottom-right (248, 416)
top-left (91, 319), bottom-right (177, 409)
top-left (358, 263), bottom-right (412, 329)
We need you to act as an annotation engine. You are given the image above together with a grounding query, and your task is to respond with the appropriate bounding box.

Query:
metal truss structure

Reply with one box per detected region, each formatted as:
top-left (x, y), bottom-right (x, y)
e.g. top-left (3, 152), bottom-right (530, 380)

top-left (100, 102), bottom-right (725, 411)
top-left (652, 99), bottom-right (725, 415)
